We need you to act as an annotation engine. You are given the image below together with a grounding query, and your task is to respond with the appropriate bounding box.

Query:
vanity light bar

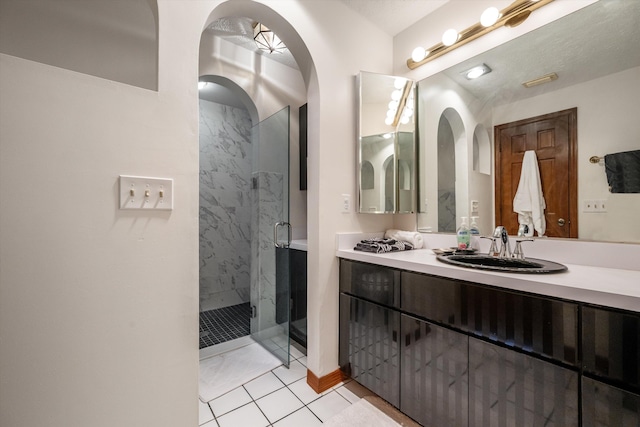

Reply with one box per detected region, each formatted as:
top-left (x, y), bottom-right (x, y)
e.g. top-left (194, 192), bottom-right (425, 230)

top-left (391, 81), bottom-right (414, 127)
top-left (407, 0), bottom-right (555, 70)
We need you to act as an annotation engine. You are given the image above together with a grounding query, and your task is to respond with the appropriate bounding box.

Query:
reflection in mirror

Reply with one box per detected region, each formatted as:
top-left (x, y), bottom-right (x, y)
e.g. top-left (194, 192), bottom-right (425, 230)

top-left (358, 72), bottom-right (416, 213)
top-left (417, 0), bottom-right (640, 243)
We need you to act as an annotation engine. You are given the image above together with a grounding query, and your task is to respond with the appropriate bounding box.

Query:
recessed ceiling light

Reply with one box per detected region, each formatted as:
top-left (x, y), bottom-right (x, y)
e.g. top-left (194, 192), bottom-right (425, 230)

top-left (462, 64), bottom-right (492, 80)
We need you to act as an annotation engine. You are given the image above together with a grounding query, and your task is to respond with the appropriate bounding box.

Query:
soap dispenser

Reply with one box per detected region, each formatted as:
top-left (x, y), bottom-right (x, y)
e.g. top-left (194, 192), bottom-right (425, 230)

top-left (469, 216), bottom-right (481, 251)
top-left (456, 217), bottom-right (470, 250)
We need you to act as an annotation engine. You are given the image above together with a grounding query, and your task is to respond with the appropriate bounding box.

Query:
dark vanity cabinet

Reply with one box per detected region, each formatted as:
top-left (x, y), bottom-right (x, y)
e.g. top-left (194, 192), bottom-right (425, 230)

top-left (339, 260), bottom-right (400, 407)
top-left (581, 306), bottom-right (640, 427)
top-left (339, 258), bottom-right (638, 427)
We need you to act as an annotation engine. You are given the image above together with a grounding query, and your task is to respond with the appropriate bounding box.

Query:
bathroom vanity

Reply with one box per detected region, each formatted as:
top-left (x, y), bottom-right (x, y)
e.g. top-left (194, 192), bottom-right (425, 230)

top-left (337, 239), bottom-right (640, 426)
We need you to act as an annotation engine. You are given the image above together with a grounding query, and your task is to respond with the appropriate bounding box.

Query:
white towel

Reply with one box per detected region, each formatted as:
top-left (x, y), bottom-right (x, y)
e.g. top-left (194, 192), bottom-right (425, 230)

top-left (384, 229), bottom-right (424, 249)
top-left (513, 151), bottom-right (546, 236)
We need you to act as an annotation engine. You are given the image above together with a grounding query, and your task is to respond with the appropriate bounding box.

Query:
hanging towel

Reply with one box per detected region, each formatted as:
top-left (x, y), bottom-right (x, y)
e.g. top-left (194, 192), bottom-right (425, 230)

top-left (513, 150), bottom-right (546, 236)
top-left (354, 238), bottom-right (414, 253)
top-left (384, 229), bottom-right (424, 249)
top-left (604, 149), bottom-right (640, 193)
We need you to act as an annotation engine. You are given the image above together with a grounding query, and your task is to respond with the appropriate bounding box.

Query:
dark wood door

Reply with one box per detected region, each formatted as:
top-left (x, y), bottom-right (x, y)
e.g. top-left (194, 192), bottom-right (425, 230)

top-left (495, 108), bottom-right (577, 238)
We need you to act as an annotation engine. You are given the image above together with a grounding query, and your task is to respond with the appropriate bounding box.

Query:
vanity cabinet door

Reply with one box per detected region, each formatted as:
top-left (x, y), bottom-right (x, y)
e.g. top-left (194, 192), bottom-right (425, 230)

top-left (468, 337), bottom-right (579, 427)
top-left (339, 293), bottom-right (400, 407)
top-left (582, 377), bottom-right (640, 427)
top-left (400, 314), bottom-right (468, 427)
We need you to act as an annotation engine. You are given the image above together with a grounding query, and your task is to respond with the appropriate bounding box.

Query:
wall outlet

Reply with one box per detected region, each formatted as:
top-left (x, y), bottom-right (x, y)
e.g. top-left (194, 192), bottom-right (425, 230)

top-left (471, 199), bottom-right (479, 214)
top-left (583, 199), bottom-right (607, 213)
top-left (341, 194), bottom-right (351, 213)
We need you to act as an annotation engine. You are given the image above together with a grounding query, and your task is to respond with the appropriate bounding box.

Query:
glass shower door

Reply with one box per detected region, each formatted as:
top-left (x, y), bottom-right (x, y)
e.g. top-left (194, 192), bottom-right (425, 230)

top-left (250, 106), bottom-right (291, 367)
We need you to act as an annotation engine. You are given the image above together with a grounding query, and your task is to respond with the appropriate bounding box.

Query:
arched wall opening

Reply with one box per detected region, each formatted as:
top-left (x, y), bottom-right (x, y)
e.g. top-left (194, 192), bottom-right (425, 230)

top-left (196, 0), bottom-right (316, 366)
top-left (438, 107), bottom-right (467, 232)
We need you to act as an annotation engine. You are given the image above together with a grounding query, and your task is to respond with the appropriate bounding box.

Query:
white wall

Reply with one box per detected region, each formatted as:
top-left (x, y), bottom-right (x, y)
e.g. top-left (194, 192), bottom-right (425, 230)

top-left (0, 1), bottom-right (396, 425)
top-left (493, 66), bottom-right (640, 243)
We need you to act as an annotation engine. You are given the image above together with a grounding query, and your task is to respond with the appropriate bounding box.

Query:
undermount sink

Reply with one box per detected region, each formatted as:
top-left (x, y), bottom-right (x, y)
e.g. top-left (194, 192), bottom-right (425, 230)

top-left (436, 253), bottom-right (568, 274)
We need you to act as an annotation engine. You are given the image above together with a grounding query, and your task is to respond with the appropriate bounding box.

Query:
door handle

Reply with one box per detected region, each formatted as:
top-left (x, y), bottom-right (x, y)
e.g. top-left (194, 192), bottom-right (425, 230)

top-left (273, 221), bottom-right (291, 248)
top-left (558, 218), bottom-right (566, 226)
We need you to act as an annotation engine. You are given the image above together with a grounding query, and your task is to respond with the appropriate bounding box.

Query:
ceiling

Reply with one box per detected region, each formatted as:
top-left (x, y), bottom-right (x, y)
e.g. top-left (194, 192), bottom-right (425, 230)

top-left (200, 0), bottom-right (447, 105)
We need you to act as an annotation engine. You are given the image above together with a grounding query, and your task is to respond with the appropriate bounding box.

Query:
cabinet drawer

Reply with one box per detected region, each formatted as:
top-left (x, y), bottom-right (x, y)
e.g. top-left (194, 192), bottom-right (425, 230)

top-left (582, 306), bottom-right (640, 389)
top-left (340, 259), bottom-right (400, 308)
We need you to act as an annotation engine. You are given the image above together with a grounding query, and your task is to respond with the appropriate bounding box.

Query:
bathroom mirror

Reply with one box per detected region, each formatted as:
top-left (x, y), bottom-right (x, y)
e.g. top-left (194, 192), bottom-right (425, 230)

top-left (358, 71), bottom-right (416, 213)
top-left (417, 0), bottom-right (640, 243)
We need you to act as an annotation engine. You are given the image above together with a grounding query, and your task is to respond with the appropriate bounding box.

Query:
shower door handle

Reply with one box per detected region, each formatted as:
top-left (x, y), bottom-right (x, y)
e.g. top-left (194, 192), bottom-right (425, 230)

top-left (274, 221), bottom-right (291, 248)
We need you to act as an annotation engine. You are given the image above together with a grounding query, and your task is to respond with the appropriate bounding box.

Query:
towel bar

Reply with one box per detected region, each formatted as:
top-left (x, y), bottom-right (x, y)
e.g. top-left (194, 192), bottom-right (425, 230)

top-left (589, 155), bottom-right (603, 164)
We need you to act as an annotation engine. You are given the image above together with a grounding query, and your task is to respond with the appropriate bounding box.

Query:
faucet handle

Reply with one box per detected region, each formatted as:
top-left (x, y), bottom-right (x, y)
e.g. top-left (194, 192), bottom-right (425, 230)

top-left (481, 236), bottom-right (499, 257)
top-left (513, 239), bottom-right (534, 259)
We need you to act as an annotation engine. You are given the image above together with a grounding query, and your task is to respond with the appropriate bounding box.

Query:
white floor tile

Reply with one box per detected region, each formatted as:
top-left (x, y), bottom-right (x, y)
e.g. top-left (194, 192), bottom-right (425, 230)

top-left (244, 372), bottom-right (284, 400)
top-left (335, 385), bottom-right (362, 404)
top-left (289, 345), bottom-right (305, 360)
top-left (216, 402), bottom-right (269, 427)
top-left (273, 407), bottom-right (323, 427)
top-left (209, 386), bottom-right (253, 417)
top-left (199, 399), bottom-right (214, 425)
top-left (307, 390), bottom-right (352, 422)
top-left (256, 387), bottom-right (304, 424)
top-left (272, 359), bottom-right (306, 385)
top-left (288, 378), bottom-right (321, 405)
top-left (201, 420), bottom-right (218, 427)
top-left (297, 355), bottom-right (308, 367)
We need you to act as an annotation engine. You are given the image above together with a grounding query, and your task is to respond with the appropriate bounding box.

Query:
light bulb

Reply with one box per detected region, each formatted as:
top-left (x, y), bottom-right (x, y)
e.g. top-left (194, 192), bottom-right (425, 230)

top-left (385, 117), bottom-right (394, 126)
top-left (387, 109), bottom-right (396, 118)
top-left (388, 100), bottom-right (399, 110)
top-left (411, 46), bottom-right (427, 62)
top-left (394, 77), bottom-right (407, 89)
top-left (481, 7), bottom-right (500, 27)
top-left (391, 89), bottom-right (402, 101)
top-left (400, 115), bottom-right (410, 125)
top-left (442, 29), bottom-right (459, 46)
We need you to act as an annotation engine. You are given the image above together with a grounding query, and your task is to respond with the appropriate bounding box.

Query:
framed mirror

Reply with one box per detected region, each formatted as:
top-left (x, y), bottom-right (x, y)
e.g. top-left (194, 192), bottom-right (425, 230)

top-left (417, 0), bottom-right (640, 243)
top-left (358, 71), bottom-right (416, 213)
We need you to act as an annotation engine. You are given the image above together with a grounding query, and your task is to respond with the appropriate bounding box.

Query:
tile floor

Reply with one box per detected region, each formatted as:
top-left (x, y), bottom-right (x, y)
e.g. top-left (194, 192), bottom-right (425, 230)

top-left (199, 344), bottom-right (368, 426)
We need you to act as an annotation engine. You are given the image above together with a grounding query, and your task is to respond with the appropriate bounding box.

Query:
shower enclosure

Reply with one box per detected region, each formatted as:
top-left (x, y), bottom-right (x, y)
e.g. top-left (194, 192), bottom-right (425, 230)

top-left (199, 100), bottom-right (291, 366)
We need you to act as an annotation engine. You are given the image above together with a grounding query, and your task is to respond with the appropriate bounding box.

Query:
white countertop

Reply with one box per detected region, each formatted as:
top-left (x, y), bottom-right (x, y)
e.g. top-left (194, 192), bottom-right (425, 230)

top-left (337, 238), bottom-right (640, 313)
top-left (290, 239), bottom-right (307, 251)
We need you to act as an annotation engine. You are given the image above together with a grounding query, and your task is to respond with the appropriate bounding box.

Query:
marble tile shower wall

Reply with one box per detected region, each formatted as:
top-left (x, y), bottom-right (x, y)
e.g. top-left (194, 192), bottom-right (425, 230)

top-left (199, 99), bottom-right (253, 312)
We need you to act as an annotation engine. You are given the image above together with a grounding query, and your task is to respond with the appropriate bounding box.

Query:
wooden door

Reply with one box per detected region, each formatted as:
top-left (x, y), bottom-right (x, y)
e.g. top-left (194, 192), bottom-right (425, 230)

top-left (495, 108), bottom-right (577, 238)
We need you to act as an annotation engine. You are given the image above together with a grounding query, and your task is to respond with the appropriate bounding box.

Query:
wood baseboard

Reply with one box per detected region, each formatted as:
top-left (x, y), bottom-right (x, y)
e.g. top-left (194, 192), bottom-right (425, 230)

top-left (306, 368), bottom-right (346, 394)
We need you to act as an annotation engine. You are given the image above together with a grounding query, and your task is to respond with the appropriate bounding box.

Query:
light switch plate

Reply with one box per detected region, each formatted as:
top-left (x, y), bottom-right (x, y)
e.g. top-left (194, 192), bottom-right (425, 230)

top-left (119, 175), bottom-right (173, 210)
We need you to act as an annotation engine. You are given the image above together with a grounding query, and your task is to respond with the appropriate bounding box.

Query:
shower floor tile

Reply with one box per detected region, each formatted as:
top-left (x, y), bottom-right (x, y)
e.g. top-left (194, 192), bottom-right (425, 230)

top-left (199, 303), bottom-right (250, 349)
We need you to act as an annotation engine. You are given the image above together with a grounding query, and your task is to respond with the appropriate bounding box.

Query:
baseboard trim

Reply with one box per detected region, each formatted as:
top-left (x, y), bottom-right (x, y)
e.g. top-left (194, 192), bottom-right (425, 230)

top-left (306, 368), bottom-right (346, 394)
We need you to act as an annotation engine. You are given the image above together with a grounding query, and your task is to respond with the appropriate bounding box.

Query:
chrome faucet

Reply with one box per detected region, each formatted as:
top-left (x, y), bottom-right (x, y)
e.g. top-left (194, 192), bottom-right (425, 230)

top-left (492, 226), bottom-right (512, 258)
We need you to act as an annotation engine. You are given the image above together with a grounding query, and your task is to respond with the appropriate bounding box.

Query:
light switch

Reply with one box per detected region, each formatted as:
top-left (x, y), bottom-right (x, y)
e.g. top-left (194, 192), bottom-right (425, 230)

top-left (119, 175), bottom-right (173, 210)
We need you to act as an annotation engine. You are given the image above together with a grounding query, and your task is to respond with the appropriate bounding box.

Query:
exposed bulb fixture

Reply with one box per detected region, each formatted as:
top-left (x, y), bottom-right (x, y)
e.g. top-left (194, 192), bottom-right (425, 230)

top-left (411, 46), bottom-right (427, 62)
top-left (480, 7), bottom-right (501, 27)
top-left (394, 77), bottom-right (407, 89)
top-left (442, 29), bottom-right (459, 47)
top-left (407, 0), bottom-right (554, 70)
top-left (253, 23), bottom-right (286, 54)
top-left (463, 64), bottom-right (492, 80)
